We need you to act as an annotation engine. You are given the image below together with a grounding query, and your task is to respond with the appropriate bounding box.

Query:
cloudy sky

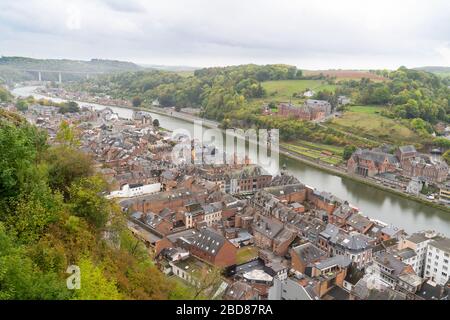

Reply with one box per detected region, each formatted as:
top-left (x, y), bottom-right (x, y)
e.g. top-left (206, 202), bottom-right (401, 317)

top-left (0, 0), bottom-right (449, 69)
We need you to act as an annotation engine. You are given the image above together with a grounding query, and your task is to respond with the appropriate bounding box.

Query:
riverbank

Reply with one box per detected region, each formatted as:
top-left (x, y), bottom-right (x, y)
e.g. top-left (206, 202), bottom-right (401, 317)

top-left (144, 105), bottom-right (450, 214)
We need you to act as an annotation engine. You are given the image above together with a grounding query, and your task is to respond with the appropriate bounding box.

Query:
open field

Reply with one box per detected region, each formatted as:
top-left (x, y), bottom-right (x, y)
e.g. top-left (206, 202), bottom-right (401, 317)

top-left (346, 105), bottom-right (385, 114)
top-left (303, 70), bottom-right (387, 82)
top-left (260, 79), bottom-right (337, 102)
top-left (236, 246), bottom-right (259, 264)
top-left (328, 108), bottom-right (420, 145)
top-left (283, 142), bottom-right (344, 165)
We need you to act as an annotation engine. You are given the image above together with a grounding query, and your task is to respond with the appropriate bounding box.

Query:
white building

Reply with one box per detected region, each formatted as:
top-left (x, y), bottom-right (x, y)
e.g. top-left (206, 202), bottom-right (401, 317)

top-left (398, 230), bottom-right (438, 277)
top-left (303, 90), bottom-right (315, 98)
top-left (202, 202), bottom-right (222, 227)
top-left (424, 237), bottom-right (450, 286)
top-left (107, 183), bottom-right (161, 199)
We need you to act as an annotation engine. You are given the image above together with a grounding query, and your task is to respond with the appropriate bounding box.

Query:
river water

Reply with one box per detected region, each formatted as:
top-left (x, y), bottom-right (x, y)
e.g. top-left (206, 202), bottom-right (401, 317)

top-left (12, 86), bottom-right (450, 235)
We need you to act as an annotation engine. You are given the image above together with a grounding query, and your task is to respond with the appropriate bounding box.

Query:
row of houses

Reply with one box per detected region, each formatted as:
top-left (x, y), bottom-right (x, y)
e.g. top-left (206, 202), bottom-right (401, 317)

top-left (347, 145), bottom-right (448, 184)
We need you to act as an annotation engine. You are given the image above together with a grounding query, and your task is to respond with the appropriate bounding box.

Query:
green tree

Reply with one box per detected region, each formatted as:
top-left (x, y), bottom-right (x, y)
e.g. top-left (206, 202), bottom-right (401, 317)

top-left (16, 99), bottom-right (29, 112)
top-left (45, 146), bottom-right (94, 198)
top-left (69, 175), bottom-right (111, 229)
top-left (443, 150), bottom-right (450, 164)
top-left (72, 257), bottom-right (121, 300)
top-left (55, 121), bottom-right (80, 147)
top-left (131, 96), bottom-right (142, 108)
top-left (343, 145), bottom-right (357, 160)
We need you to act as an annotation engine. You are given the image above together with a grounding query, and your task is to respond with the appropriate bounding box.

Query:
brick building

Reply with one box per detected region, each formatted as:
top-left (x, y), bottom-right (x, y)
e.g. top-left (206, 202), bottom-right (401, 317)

top-left (347, 149), bottom-right (399, 177)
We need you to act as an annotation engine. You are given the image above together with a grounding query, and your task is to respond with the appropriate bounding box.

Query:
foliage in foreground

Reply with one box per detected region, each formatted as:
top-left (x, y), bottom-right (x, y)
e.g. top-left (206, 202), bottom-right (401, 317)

top-left (0, 115), bottom-right (193, 300)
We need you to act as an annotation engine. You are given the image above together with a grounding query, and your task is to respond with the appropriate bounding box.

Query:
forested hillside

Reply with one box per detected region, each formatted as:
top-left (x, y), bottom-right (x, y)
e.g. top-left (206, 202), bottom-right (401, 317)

top-left (64, 65), bottom-right (450, 149)
top-left (67, 64), bottom-right (302, 119)
top-left (0, 56), bottom-right (144, 83)
top-left (339, 67), bottom-right (450, 123)
top-left (0, 111), bottom-right (192, 300)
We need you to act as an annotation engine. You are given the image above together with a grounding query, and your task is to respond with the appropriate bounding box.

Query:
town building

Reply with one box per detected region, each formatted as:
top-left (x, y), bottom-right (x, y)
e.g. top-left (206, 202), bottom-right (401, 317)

top-left (107, 182), bottom-right (161, 198)
top-left (424, 237), bottom-right (450, 286)
top-left (268, 278), bottom-right (315, 300)
top-left (347, 149), bottom-right (399, 177)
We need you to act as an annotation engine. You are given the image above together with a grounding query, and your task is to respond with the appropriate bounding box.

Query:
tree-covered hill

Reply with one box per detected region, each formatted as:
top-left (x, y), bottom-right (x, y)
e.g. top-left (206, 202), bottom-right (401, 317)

top-left (338, 67), bottom-right (450, 123)
top-left (0, 56), bottom-right (145, 83)
top-left (67, 64), bottom-right (302, 119)
top-left (0, 113), bottom-right (192, 300)
top-left (414, 66), bottom-right (450, 77)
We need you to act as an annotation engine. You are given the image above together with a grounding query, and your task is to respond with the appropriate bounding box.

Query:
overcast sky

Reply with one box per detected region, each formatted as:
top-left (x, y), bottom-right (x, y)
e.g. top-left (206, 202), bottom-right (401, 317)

top-left (0, 0), bottom-right (449, 69)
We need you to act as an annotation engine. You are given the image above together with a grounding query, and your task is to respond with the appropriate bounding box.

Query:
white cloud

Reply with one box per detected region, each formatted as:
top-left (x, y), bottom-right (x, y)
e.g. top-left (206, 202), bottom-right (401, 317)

top-left (0, 0), bottom-right (448, 69)
top-left (66, 5), bottom-right (81, 30)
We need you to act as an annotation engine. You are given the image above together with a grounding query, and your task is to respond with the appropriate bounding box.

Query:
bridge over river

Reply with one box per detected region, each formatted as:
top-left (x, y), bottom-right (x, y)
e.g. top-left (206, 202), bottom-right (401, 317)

top-left (16, 69), bottom-right (105, 82)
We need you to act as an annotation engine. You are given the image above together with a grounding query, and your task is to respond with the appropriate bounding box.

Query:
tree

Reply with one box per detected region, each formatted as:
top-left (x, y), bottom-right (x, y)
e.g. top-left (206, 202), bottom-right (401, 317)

top-left (132, 96), bottom-right (142, 108)
top-left (69, 175), bottom-right (111, 229)
top-left (59, 101), bottom-right (80, 114)
top-left (343, 145), bottom-right (357, 160)
top-left (191, 266), bottom-right (223, 299)
top-left (0, 87), bottom-right (12, 102)
top-left (0, 223), bottom-right (71, 299)
top-left (16, 99), bottom-right (29, 112)
top-left (0, 121), bottom-right (46, 200)
top-left (152, 118), bottom-right (160, 127)
top-left (72, 257), bottom-right (122, 300)
top-left (433, 137), bottom-right (450, 149)
top-left (56, 121), bottom-right (80, 147)
top-left (443, 150), bottom-right (450, 164)
top-left (45, 146), bottom-right (94, 198)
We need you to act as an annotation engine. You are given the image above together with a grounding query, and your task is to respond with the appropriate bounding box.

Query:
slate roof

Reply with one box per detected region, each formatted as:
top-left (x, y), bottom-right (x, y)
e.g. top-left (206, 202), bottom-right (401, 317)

top-left (314, 255), bottom-right (352, 270)
top-left (354, 149), bottom-right (399, 165)
top-left (319, 223), bottom-right (340, 241)
top-left (373, 252), bottom-right (408, 277)
top-left (398, 145), bottom-right (417, 153)
top-left (189, 228), bottom-right (227, 256)
top-left (396, 247), bottom-right (417, 260)
top-left (291, 243), bottom-right (327, 264)
top-left (346, 213), bottom-right (373, 232)
top-left (253, 216), bottom-right (284, 240)
top-left (225, 281), bottom-right (258, 300)
top-left (429, 237), bottom-right (450, 253)
top-left (333, 232), bottom-right (373, 252)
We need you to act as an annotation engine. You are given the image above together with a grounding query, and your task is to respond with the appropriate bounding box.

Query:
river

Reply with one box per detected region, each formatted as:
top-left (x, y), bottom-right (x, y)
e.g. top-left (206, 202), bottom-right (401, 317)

top-left (11, 86), bottom-right (450, 235)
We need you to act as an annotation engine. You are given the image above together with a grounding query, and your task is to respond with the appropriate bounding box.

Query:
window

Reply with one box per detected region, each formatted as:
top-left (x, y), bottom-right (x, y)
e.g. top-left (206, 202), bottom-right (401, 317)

top-left (442, 272), bottom-right (447, 277)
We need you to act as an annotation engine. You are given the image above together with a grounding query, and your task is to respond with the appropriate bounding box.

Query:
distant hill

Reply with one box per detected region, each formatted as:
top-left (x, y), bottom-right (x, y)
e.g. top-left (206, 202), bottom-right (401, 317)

top-left (303, 69), bottom-right (387, 81)
top-left (414, 66), bottom-right (450, 77)
top-left (0, 56), bottom-right (145, 83)
top-left (138, 63), bottom-right (199, 72)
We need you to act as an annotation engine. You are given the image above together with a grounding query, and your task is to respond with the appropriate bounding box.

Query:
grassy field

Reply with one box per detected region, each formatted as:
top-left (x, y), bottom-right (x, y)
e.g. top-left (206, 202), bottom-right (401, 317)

top-left (260, 79), bottom-right (337, 102)
top-left (283, 142), bottom-right (344, 165)
top-left (346, 105), bottom-right (386, 114)
top-left (303, 70), bottom-right (387, 82)
top-left (328, 107), bottom-right (420, 144)
top-left (236, 246), bottom-right (259, 264)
